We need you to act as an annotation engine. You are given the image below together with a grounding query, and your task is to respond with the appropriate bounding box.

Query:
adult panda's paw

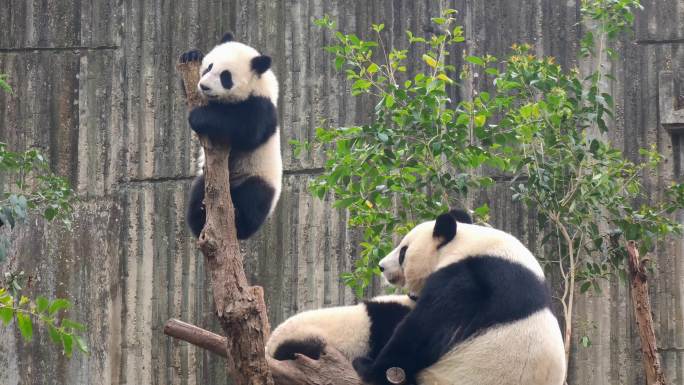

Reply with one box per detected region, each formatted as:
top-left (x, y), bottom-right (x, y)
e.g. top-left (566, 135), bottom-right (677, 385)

top-left (352, 356), bottom-right (386, 384)
top-left (179, 49), bottom-right (204, 64)
top-left (353, 357), bottom-right (412, 385)
top-left (352, 356), bottom-right (373, 377)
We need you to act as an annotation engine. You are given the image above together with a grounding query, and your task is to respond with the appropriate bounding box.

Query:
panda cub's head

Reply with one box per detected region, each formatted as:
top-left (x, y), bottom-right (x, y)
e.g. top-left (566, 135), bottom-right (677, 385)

top-left (197, 32), bottom-right (278, 104)
top-left (379, 209), bottom-right (543, 294)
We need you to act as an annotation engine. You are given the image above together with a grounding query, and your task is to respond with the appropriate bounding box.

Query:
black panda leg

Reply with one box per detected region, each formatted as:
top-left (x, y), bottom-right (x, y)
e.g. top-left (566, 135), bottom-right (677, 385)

top-left (186, 175), bottom-right (206, 238)
top-left (231, 176), bottom-right (275, 240)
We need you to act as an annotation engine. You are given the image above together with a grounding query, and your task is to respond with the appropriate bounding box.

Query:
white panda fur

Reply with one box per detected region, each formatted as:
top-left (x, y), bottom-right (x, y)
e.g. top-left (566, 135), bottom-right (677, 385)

top-left (181, 33), bottom-right (282, 240)
top-left (266, 295), bottom-right (415, 362)
top-left (352, 209), bottom-right (566, 385)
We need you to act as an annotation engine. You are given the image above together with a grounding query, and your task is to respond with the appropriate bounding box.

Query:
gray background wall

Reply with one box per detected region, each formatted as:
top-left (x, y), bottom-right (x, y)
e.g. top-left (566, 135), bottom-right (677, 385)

top-left (0, 0), bottom-right (683, 384)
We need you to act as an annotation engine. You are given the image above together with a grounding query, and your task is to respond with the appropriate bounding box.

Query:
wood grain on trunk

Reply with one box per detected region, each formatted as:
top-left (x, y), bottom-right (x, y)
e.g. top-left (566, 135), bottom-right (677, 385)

top-left (627, 240), bottom-right (668, 385)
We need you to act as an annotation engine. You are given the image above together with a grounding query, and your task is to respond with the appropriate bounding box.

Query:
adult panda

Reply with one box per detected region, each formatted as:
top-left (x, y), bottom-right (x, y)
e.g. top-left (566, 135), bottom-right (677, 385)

top-left (180, 33), bottom-right (282, 240)
top-left (353, 210), bottom-right (566, 385)
top-left (266, 295), bottom-right (415, 363)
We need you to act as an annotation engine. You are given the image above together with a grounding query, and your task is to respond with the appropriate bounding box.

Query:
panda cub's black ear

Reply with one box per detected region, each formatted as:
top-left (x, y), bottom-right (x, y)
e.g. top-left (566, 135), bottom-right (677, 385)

top-left (251, 55), bottom-right (272, 74)
top-left (434, 212), bottom-right (457, 248)
top-left (221, 32), bottom-right (235, 43)
top-left (448, 208), bottom-right (473, 224)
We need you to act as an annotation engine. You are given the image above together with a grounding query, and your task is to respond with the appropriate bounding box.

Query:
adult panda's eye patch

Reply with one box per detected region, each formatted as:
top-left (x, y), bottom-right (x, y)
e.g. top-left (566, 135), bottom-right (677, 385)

top-left (202, 63), bottom-right (213, 76)
top-left (399, 246), bottom-right (407, 265)
top-left (220, 70), bottom-right (233, 89)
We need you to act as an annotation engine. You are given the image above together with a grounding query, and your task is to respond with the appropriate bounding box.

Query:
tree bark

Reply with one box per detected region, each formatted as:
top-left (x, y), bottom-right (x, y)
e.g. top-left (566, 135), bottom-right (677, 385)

top-left (626, 240), bottom-right (667, 385)
top-left (176, 58), bottom-right (273, 385)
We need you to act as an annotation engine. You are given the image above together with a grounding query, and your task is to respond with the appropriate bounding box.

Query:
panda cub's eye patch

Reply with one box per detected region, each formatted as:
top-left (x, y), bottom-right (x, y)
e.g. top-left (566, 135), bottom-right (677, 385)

top-left (399, 246), bottom-right (408, 265)
top-left (220, 70), bottom-right (233, 89)
top-left (202, 63), bottom-right (213, 76)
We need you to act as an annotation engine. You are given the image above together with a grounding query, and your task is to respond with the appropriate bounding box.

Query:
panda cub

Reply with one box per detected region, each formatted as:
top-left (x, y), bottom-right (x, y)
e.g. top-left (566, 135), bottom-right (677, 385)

top-left (354, 210), bottom-right (566, 385)
top-left (180, 33), bottom-right (282, 240)
top-left (266, 295), bottom-right (415, 363)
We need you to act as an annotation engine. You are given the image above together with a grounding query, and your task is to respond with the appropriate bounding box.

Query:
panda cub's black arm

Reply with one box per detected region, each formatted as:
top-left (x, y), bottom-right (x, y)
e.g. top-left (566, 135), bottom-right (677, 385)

top-left (188, 96), bottom-right (277, 151)
top-left (353, 264), bottom-right (484, 385)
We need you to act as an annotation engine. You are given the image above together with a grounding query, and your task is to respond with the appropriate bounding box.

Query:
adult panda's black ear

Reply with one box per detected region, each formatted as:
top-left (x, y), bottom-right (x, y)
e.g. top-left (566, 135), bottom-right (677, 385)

top-left (251, 55), bottom-right (272, 74)
top-left (221, 32), bottom-right (235, 43)
top-left (448, 208), bottom-right (472, 224)
top-left (434, 212), bottom-right (457, 247)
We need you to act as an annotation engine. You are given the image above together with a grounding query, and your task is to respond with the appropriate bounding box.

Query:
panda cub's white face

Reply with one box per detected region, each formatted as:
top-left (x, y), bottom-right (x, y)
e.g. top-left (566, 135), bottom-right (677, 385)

top-left (198, 41), bottom-right (278, 104)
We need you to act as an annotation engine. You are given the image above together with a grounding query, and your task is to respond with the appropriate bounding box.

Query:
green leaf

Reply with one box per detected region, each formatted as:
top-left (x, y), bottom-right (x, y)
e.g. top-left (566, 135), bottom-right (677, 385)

top-left (580, 281), bottom-right (592, 293)
top-left (62, 333), bottom-right (74, 357)
top-left (0, 306), bottom-right (13, 325)
top-left (352, 79), bottom-right (372, 91)
top-left (62, 318), bottom-right (86, 332)
top-left (49, 298), bottom-right (72, 316)
top-left (422, 54), bottom-right (438, 68)
top-left (47, 324), bottom-right (61, 344)
top-left (36, 296), bottom-right (49, 314)
top-left (367, 63), bottom-right (379, 74)
top-left (465, 55), bottom-right (485, 66)
top-left (74, 335), bottom-right (89, 354)
top-left (474, 114), bottom-right (486, 128)
top-left (17, 312), bottom-right (33, 341)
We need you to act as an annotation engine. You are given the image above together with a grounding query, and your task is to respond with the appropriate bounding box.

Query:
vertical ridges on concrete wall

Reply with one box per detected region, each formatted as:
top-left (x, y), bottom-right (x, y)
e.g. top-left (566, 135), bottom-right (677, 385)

top-left (0, 1), bottom-right (683, 384)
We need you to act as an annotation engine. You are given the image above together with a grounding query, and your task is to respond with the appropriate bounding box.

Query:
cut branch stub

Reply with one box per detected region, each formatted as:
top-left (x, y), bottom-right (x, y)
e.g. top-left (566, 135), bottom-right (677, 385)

top-left (386, 367), bottom-right (406, 385)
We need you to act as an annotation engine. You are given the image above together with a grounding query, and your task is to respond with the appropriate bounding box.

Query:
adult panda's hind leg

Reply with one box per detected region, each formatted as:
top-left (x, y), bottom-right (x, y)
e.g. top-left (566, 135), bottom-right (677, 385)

top-left (231, 176), bottom-right (275, 239)
top-left (186, 175), bottom-right (206, 238)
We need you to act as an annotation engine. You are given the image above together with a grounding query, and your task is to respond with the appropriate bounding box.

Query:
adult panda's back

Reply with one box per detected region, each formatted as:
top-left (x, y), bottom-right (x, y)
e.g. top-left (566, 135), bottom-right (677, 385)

top-left (419, 308), bottom-right (566, 385)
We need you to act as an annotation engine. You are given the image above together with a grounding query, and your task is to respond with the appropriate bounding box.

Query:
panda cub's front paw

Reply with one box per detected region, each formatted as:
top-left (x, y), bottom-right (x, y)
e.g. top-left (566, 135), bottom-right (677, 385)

top-left (188, 106), bottom-right (211, 135)
top-left (179, 49), bottom-right (204, 64)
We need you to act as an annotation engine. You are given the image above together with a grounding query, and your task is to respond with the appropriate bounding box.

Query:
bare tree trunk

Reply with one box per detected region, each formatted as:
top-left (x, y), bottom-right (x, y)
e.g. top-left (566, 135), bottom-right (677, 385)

top-left (176, 58), bottom-right (274, 385)
top-left (626, 240), bottom-right (667, 385)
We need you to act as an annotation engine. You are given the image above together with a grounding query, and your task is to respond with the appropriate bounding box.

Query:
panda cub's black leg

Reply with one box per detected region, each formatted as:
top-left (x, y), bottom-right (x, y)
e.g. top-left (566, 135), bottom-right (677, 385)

top-left (231, 176), bottom-right (275, 240)
top-left (186, 175), bottom-right (206, 237)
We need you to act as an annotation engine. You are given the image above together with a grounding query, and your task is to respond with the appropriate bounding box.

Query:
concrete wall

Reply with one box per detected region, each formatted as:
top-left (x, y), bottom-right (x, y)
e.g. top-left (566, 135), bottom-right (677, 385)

top-left (0, 1), bottom-right (683, 384)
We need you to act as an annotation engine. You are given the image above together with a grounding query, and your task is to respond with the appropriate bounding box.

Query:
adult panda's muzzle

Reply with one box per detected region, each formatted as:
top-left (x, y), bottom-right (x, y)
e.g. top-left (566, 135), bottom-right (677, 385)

top-left (379, 248), bottom-right (406, 287)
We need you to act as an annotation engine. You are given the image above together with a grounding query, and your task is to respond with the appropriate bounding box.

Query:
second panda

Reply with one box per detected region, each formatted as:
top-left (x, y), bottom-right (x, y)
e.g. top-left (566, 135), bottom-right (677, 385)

top-left (267, 210), bottom-right (566, 385)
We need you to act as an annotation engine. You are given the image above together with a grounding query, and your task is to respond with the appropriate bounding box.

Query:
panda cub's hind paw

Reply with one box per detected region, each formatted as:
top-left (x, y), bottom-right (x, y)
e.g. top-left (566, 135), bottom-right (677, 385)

top-left (179, 49), bottom-right (204, 64)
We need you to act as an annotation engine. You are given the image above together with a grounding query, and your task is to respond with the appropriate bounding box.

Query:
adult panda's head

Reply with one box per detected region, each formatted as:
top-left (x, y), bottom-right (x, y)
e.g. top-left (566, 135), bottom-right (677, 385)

top-left (379, 209), bottom-right (544, 294)
top-left (197, 32), bottom-right (278, 104)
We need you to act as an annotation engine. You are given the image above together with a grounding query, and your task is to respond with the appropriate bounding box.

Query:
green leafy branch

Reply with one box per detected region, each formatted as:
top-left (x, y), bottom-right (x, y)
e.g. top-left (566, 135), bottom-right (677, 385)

top-left (0, 288), bottom-right (88, 357)
top-left (1, 74), bottom-right (85, 357)
top-left (0, 142), bottom-right (75, 231)
top-left (309, 10), bottom-right (496, 296)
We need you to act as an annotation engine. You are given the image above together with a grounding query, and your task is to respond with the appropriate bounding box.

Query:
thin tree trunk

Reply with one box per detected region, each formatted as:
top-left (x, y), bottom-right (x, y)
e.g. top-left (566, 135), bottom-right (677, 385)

top-left (626, 240), bottom-right (667, 385)
top-left (176, 58), bottom-right (273, 385)
top-left (173, 53), bottom-right (364, 385)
